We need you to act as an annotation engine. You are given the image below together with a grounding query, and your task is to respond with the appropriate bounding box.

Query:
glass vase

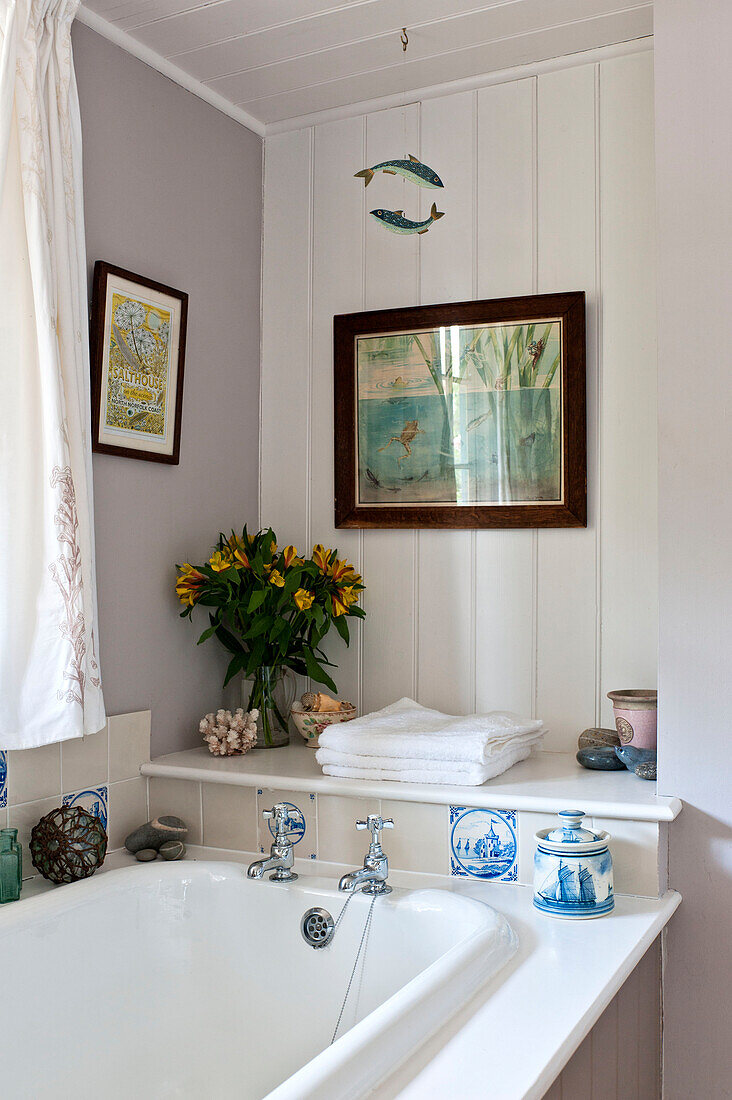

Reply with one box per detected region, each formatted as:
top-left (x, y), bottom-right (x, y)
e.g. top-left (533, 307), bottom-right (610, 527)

top-left (241, 666), bottom-right (296, 748)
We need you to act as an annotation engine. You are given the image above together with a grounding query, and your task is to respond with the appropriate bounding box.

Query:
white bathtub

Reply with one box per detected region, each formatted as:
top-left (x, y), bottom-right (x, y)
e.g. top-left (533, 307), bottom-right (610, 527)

top-left (0, 861), bottom-right (516, 1098)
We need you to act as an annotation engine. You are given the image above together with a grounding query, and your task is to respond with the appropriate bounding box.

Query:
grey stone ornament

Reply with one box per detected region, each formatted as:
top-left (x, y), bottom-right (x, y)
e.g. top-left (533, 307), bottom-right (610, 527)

top-left (125, 816), bottom-right (188, 854)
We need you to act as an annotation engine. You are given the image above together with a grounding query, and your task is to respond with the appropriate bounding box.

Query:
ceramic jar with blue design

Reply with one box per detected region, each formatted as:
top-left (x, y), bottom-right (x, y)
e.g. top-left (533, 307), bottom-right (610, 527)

top-left (533, 810), bottom-right (614, 919)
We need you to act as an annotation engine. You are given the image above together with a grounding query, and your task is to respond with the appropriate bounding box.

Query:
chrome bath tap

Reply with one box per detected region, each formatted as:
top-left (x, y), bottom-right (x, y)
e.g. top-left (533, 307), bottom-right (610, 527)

top-left (247, 803), bottom-right (298, 882)
top-left (339, 814), bottom-right (394, 896)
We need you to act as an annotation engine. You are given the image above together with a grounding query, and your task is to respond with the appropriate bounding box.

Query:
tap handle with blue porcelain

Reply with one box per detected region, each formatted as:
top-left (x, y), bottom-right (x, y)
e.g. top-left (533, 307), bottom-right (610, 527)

top-left (262, 803), bottom-right (292, 842)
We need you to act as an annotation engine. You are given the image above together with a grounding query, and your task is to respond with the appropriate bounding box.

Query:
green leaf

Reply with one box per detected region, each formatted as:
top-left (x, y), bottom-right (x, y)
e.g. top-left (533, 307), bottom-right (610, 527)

top-left (196, 625), bottom-right (217, 645)
top-left (215, 623), bottom-right (241, 654)
top-left (223, 652), bottom-right (246, 687)
top-left (334, 615), bottom-right (350, 646)
top-left (303, 648), bottom-right (338, 692)
top-left (248, 589), bottom-right (267, 614)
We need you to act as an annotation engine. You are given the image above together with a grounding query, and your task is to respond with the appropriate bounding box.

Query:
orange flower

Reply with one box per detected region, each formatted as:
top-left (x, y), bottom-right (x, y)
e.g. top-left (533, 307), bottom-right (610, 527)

top-left (175, 564), bottom-right (206, 607)
top-left (233, 546), bottom-right (250, 569)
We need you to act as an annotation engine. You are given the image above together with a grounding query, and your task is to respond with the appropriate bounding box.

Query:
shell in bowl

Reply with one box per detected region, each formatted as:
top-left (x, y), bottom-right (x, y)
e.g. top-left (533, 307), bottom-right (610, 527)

top-left (290, 701), bottom-right (357, 747)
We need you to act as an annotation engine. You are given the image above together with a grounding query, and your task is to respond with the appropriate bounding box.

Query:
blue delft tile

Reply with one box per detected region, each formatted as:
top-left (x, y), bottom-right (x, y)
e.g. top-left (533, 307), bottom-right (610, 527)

top-left (63, 786), bottom-right (108, 831)
top-left (0, 752), bottom-right (7, 809)
top-left (449, 806), bottom-right (518, 882)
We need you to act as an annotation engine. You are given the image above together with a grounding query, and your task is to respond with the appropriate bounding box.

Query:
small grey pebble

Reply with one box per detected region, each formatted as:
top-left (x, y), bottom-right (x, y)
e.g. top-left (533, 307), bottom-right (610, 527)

top-left (634, 760), bottom-right (657, 781)
top-left (578, 727), bottom-right (621, 750)
top-left (135, 848), bottom-right (158, 862)
top-left (159, 840), bottom-right (186, 861)
top-left (577, 746), bottom-right (626, 771)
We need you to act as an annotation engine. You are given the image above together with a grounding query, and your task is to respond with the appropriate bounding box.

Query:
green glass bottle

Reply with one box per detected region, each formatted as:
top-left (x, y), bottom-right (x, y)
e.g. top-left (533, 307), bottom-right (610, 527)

top-left (1, 828), bottom-right (21, 881)
top-left (0, 831), bottom-right (21, 903)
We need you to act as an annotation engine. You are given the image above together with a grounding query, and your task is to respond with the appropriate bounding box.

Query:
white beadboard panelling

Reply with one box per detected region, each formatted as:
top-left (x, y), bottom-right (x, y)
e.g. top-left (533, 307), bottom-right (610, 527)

top-left (416, 91), bottom-right (474, 714)
top-left (360, 105), bottom-right (420, 714)
top-left (261, 50), bottom-right (657, 750)
top-left (598, 51), bottom-right (658, 726)
top-left (310, 115), bottom-right (364, 703)
top-left (260, 128), bottom-right (313, 547)
top-left (536, 63), bottom-right (598, 747)
top-left (475, 78), bottom-right (536, 718)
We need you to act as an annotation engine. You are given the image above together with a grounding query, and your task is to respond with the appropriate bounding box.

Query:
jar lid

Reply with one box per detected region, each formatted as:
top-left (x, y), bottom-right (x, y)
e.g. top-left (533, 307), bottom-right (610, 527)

top-left (545, 810), bottom-right (601, 844)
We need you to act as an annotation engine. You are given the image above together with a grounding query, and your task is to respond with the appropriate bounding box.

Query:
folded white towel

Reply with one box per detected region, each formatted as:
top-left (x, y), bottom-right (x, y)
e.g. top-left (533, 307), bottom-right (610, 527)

top-left (316, 730), bottom-right (545, 773)
top-left (317, 697), bottom-right (545, 765)
top-left (318, 739), bottom-right (538, 786)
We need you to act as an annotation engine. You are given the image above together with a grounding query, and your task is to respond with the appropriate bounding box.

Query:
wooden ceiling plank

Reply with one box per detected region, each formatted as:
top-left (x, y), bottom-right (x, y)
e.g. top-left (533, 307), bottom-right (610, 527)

top-left (237, 9), bottom-right (652, 124)
top-left (206, 2), bottom-right (651, 102)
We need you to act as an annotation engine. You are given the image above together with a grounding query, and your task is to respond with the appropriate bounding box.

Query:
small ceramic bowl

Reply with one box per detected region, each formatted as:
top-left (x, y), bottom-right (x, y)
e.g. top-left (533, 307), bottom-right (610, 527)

top-left (290, 702), bottom-right (357, 748)
top-left (534, 810), bottom-right (614, 919)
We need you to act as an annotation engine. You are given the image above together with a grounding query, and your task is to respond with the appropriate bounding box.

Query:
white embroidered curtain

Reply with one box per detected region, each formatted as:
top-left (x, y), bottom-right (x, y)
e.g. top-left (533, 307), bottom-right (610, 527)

top-left (0, 0), bottom-right (105, 747)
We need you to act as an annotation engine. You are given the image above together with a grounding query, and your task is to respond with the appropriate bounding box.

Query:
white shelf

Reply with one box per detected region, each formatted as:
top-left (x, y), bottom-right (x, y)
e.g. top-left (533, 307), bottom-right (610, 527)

top-left (142, 745), bottom-right (681, 823)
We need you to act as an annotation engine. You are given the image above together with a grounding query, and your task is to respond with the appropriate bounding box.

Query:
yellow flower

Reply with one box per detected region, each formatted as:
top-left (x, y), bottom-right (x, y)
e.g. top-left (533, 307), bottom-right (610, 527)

top-left (282, 545), bottom-right (303, 568)
top-left (294, 588), bottom-right (314, 610)
top-left (233, 546), bottom-right (250, 569)
top-left (175, 564), bottom-right (206, 607)
top-left (270, 539), bottom-right (277, 556)
top-left (312, 544), bottom-right (332, 572)
top-left (331, 590), bottom-right (349, 617)
top-left (209, 550), bottom-right (232, 573)
top-left (269, 570), bottom-right (285, 587)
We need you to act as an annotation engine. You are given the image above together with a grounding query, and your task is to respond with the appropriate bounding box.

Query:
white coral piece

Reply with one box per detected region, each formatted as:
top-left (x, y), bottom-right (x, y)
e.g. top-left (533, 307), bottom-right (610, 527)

top-left (200, 707), bottom-right (258, 756)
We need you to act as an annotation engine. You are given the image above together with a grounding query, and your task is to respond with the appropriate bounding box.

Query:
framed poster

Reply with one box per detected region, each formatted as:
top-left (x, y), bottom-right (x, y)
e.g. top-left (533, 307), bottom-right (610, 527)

top-left (334, 291), bottom-right (586, 529)
top-left (90, 261), bottom-right (188, 464)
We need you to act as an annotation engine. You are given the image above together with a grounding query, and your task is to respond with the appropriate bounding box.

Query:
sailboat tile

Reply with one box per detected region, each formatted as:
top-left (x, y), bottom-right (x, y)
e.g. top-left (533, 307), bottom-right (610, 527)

top-left (449, 806), bottom-right (517, 881)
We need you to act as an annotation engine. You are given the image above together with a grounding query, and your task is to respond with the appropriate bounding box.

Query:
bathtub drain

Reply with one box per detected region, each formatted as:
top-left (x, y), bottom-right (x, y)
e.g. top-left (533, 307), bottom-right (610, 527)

top-left (301, 907), bottom-right (335, 948)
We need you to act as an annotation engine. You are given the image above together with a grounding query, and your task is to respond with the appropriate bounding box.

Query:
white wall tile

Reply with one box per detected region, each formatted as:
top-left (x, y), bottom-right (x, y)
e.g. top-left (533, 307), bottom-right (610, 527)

top-left (592, 816), bottom-right (659, 897)
top-left (7, 744), bottom-right (62, 806)
top-left (62, 725), bottom-right (109, 791)
top-left (317, 794), bottom-right (381, 865)
top-left (107, 778), bottom-right (148, 850)
top-left (108, 710), bottom-right (151, 782)
top-left (148, 777), bottom-right (202, 845)
top-left (380, 799), bottom-right (448, 875)
top-left (8, 797), bottom-right (58, 879)
top-left (516, 810), bottom-right (558, 885)
top-left (202, 783), bottom-right (257, 851)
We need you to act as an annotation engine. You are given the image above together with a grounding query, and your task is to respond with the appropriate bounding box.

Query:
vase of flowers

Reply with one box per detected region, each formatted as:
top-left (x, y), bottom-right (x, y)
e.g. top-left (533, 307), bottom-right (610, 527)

top-left (175, 528), bottom-right (365, 748)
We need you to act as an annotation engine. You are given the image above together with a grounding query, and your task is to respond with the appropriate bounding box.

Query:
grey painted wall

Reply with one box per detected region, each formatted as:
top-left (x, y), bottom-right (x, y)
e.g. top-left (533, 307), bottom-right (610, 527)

top-left (655, 1), bottom-right (732, 1095)
top-left (73, 24), bottom-right (262, 757)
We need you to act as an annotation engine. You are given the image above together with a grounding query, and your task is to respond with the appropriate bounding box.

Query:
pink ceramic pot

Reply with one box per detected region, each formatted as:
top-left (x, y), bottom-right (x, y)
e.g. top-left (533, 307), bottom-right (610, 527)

top-left (607, 690), bottom-right (657, 749)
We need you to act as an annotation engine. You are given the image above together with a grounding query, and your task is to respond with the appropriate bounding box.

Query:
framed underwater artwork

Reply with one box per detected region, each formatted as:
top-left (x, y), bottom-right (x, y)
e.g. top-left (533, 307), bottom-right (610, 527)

top-left (334, 292), bottom-right (586, 529)
top-left (90, 261), bottom-right (188, 464)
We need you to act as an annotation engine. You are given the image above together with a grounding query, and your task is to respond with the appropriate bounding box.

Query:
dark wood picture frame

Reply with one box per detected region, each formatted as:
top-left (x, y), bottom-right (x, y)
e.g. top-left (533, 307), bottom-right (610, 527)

top-left (334, 291), bottom-right (586, 529)
top-left (90, 261), bottom-right (188, 465)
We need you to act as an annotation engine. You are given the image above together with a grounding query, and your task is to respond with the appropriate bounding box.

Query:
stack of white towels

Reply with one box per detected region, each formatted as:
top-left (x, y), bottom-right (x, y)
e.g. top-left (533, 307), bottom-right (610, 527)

top-left (315, 697), bottom-right (546, 786)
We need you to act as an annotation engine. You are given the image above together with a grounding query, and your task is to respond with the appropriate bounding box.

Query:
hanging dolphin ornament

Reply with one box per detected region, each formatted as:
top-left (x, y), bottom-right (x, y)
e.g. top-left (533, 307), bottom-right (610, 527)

top-left (355, 155), bottom-right (444, 189)
top-left (370, 203), bottom-right (445, 235)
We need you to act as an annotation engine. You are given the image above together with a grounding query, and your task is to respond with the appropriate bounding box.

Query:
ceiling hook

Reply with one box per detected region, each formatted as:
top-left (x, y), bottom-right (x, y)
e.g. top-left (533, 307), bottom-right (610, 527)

top-left (400, 27), bottom-right (408, 53)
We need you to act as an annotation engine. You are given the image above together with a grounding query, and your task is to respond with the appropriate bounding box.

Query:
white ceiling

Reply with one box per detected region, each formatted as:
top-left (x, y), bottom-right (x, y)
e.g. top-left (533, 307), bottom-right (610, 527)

top-left (78, 0), bottom-right (652, 133)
